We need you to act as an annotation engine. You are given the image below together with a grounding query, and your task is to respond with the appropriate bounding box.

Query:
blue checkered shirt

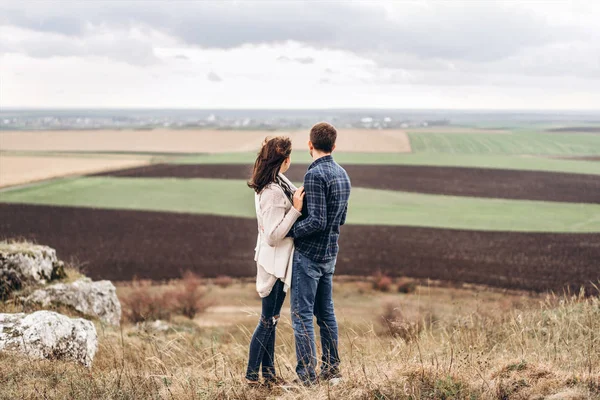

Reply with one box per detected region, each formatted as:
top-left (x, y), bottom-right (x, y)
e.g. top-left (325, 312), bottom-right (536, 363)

top-left (290, 155), bottom-right (351, 263)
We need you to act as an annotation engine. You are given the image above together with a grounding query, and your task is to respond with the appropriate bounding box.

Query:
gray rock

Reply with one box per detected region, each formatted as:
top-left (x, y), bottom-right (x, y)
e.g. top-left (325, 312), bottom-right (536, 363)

top-left (27, 278), bottom-right (122, 326)
top-left (0, 310), bottom-right (98, 367)
top-left (0, 243), bottom-right (56, 284)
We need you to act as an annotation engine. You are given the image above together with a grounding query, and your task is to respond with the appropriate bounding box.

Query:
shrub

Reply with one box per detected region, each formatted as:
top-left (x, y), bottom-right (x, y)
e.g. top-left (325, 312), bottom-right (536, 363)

top-left (213, 275), bottom-right (233, 288)
top-left (380, 302), bottom-right (432, 342)
top-left (397, 279), bottom-right (417, 294)
top-left (372, 271), bottom-right (392, 292)
top-left (120, 279), bottom-right (173, 323)
top-left (0, 270), bottom-right (22, 300)
top-left (168, 271), bottom-right (212, 319)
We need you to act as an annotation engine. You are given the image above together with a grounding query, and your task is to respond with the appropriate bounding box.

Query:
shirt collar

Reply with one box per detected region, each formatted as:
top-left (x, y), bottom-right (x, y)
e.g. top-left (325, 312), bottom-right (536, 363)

top-left (308, 154), bottom-right (333, 170)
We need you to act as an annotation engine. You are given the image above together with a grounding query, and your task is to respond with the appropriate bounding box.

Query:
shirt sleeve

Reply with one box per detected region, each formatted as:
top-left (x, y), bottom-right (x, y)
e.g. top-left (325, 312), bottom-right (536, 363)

top-left (260, 188), bottom-right (302, 247)
top-left (340, 203), bottom-right (348, 226)
top-left (291, 171), bottom-right (327, 238)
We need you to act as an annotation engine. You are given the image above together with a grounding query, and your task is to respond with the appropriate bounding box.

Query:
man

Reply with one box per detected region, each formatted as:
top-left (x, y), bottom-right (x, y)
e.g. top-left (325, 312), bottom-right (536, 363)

top-left (288, 122), bottom-right (351, 385)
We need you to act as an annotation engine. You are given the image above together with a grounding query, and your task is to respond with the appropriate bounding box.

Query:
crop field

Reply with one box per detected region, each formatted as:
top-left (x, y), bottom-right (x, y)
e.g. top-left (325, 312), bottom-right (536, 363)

top-left (1, 204), bottom-right (599, 292)
top-left (1, 126), bottom-right (599, 292)
top-left (94, 163), bottom-right (600, 203)
top-left (407, 131), bottom-right (600, 155)
top-left (0, 155), bottom-right (147, 188)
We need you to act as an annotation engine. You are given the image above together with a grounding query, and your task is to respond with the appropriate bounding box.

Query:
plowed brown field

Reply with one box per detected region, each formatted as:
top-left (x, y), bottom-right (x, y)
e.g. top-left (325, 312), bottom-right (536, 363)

top-left (92, 163), bottom-right (600, 203)
top-left (1, 204), bottom-right (598, 292)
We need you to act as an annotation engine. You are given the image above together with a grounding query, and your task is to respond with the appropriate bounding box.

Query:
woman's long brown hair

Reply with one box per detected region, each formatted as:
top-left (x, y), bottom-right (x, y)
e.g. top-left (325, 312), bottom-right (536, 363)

top-left (248, 136), bottom-right (293, 197)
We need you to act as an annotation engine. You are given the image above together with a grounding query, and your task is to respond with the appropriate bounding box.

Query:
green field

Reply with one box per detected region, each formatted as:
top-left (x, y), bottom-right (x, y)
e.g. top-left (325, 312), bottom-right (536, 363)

top-left (171, 152), bottom-right (600, 175)
top-left (407, 132), bottom-right (600, 155)
top-left (2, 177), bottom-right (599, 233)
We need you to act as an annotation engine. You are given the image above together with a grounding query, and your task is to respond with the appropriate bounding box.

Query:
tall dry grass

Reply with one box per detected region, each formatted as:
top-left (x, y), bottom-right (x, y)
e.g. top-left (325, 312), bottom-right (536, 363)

top-left (0, 282), bottom-right (598, 399)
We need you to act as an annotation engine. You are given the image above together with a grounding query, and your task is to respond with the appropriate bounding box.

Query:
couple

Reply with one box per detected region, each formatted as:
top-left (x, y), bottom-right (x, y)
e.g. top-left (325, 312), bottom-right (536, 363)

top-left (245, 122), bottom-right (351, 386)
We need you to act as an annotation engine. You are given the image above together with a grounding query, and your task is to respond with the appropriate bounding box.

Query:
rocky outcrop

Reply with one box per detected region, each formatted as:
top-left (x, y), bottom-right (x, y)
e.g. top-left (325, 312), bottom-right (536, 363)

top-left (26, 278), bottom-right (122, 326)
top-left (0, 243), bottom-right (59, 284)
top-left (0, 311), bottom-right (98, 367)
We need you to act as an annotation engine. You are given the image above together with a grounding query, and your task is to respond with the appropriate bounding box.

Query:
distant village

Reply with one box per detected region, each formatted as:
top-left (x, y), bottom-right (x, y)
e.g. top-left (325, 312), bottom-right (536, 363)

top-left (0, 111), bottom-right (450, 131)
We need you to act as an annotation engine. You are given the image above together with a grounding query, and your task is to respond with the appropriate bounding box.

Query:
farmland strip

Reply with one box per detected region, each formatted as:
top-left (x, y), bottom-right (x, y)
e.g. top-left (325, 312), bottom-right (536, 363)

top-left (1, 204), bottom-right (598, 293)
top-left (92, 163), bottom-right (600, 204)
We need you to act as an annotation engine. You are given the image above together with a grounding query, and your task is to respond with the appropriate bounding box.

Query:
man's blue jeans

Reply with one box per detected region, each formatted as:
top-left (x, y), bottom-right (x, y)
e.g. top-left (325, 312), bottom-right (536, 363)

top-left (291, 251), bottom-right (340, 383)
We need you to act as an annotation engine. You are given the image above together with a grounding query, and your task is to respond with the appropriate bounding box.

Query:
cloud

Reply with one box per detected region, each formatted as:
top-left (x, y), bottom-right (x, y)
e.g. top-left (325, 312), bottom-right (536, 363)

top-left (0, 1), bottom-right (590, 63)
top-left (277, 55), bottom-right (315, 64)
top-left (207, 71), bottom-right (222, 82)
top-left (1, 0), bottom-right (599, 108)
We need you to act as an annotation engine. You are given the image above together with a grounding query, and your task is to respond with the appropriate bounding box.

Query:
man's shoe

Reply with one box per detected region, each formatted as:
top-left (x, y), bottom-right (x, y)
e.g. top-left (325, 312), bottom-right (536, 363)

top-left (319, 369), bottom-right (342, 382)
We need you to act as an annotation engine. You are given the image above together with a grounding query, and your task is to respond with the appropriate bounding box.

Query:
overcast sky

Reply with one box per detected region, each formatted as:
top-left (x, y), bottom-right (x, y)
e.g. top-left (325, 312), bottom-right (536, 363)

top-left (1, 0), bottom-right (599, 109)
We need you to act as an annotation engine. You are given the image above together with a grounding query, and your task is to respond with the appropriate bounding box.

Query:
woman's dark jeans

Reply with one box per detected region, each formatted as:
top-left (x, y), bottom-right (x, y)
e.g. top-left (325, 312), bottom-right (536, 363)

top-left (246, 279), bottom-right (286, 382)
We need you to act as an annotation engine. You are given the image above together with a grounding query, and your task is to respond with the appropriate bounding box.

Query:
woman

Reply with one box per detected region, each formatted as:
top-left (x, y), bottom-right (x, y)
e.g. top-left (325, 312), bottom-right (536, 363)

top-left (245, 136), bottom-right (304, 386)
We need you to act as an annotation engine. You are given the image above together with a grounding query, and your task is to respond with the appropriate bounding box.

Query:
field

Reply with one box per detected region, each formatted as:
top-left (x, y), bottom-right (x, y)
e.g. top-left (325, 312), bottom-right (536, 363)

top-left (1, 204), bottom-right (599, 293)
top-left (1, 123), bottom-right (600, 399)
top-left (1, 276), bottom-right (599, 399)
top-left (0, 155), bottom-right (147, 188)
top-left (95, 163), bottom-right (600, 203)
top-left (1, 125), bottom-right (599, 293)
top-left (0, 129), bottom-right (412, 154)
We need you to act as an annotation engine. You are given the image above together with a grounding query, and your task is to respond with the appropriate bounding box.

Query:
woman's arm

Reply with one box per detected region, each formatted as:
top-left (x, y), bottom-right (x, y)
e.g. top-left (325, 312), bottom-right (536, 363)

top-left (260, 187), bottom-right (302, 247)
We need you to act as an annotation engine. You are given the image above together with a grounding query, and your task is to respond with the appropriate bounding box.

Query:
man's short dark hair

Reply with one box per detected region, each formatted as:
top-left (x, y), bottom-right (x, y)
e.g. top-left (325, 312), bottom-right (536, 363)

top-left (310, 122), bottom-right (337, 153)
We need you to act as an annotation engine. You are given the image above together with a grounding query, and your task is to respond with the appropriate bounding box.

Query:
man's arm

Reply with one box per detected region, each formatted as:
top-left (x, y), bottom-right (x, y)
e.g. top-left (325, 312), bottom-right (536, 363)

top-left (290, 172), bottom-right (327, 238)
top-left (340, 203), bottom-right (348, 226)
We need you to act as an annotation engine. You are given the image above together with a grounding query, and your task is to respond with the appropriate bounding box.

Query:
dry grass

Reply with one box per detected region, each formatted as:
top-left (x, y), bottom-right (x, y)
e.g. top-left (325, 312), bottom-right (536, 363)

top-left (0, 280), bottom-right (599, 399)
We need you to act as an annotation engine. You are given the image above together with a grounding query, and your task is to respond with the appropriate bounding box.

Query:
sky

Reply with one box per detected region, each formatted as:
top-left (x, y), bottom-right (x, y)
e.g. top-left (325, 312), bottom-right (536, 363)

top-left (0, 0), bottom-right (599, 110)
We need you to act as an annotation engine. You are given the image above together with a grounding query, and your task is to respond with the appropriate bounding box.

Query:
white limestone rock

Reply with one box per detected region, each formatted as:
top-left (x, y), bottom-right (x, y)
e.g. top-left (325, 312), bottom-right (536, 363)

top-left (0, 311), bottom-right (98, 367)
top-left (0, 243), bottom-right (56, 283)
top-left (27, 278), bottom-right (122, 326)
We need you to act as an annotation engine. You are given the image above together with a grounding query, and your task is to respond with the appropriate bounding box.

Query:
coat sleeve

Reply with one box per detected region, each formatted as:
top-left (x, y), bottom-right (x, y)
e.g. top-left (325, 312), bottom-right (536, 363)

top-left (260, 187), bottom-right (302, 247)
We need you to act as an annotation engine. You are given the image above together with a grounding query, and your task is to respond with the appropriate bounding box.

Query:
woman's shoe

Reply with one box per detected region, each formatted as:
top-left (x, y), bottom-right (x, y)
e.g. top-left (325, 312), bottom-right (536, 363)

top-left (264, 376), bottom-right (288, 388)
top-left (245, 378), bottom-right (262, 388)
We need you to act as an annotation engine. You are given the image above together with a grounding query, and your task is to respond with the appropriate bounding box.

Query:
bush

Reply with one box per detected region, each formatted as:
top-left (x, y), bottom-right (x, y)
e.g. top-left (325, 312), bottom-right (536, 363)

top-left (168, 271), bottom-right (212, 319)
top-left (372, 271), bottom-right (392, 292)
top-left (397, 279), bottom-right (417, 294)
top-left (380, 302), bottom-right (431, 342)
top-left (0, 270), bottom-right (22, 300)
top-left (120, 279), bottom-right (173, 323)
top-left (213, 275), bottom-right (233, 288)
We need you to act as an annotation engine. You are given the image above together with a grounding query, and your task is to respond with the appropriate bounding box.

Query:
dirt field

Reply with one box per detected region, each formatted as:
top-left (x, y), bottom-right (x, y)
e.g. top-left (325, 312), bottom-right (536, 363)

top-left (93, 163), bottom-right (600, 203)
top-left (0, 129), bottom-right (411, 154)
top-left (2, 204), bottom-right (598, 292)
top-left (547, 127), bottom-right (600, 133)
top-left (0, 155), bottom-right (148, 188)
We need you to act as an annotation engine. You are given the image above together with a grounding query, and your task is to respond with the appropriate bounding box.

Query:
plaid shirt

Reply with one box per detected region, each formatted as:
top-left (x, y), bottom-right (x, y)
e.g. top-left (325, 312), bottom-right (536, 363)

top-left (290, 155), bottom-right (351, 263)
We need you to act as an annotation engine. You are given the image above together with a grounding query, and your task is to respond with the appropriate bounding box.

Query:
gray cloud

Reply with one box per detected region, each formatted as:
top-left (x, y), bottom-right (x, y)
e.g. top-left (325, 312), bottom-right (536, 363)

top-left (207, 71), bottom-right (222, 82)
top-left (0, 0), bottom-right (597, 81)
top-left (277, 55), bottom-right (314, 64)
top-left (0, 1), bottom-right (586, 62)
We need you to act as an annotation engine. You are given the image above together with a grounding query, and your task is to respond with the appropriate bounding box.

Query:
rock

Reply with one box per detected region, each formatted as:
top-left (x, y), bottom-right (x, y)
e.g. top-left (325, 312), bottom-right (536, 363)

top-left (26, 278), bottom-right (122, 326)
top-left (0, 310), bottom-right (98, 367)
top-left (0, 243), bottom-right (58, 283)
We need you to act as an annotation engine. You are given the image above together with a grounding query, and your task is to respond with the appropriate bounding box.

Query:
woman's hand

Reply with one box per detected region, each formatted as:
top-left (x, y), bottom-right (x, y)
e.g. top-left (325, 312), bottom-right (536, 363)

top-left (293, 186), bottom-right (305, 211)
